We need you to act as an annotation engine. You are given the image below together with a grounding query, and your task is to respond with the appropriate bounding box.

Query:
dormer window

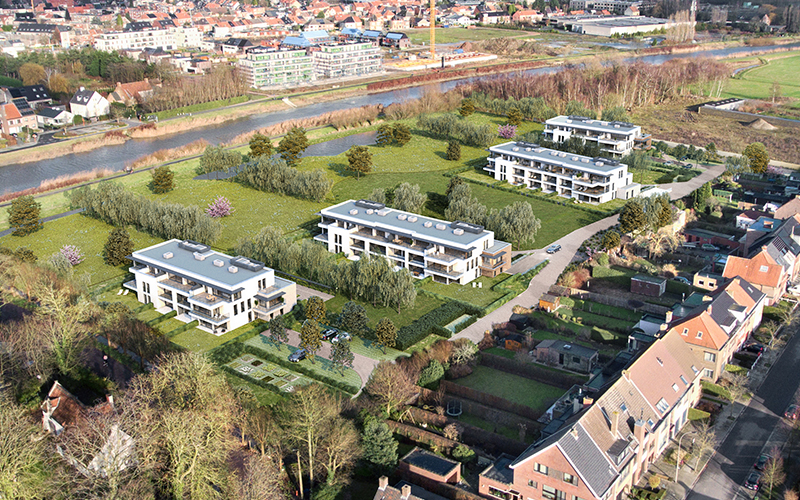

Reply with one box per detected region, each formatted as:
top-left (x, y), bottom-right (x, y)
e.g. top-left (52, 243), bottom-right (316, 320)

top-left (682, 328), bottom-right (688, 336)
top-left (656, 398), bottom-right (669, 414)
top-left (696, 331), bottom-right (703, 339)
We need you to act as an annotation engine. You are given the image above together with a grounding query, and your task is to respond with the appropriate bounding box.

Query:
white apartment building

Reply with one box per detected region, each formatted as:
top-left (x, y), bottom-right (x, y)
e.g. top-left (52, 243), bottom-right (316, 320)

top-left (94, 27), bottom-right (202, 52)
top-left (125, 239), bottom-right (297, 335)
top-left (238, 47), bottom-right (314, 88)
top-left (315, 200), bottom-right (512, 285)
top-left (544, 115), bottom-right (644, 157)
top-left (485, 141), bottom-right (641, 204)
top-left (312, 41), bottom-right (382, 79)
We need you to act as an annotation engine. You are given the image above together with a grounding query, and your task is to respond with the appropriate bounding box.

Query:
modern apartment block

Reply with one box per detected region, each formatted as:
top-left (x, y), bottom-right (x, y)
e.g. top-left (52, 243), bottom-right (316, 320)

top-left (94, 26), bottom-right (202, 52)
top-left (311, 40), bottom-right (382, 79)
top-left (485, 141), bottom-right (641, 204)
top-left (315, 200), bottom-right (511, 285)
top-left (544, 115), bottom-right (648, 157)
top-left (125, 239), bottom-right (296, 335)
top-left (238, 47), bottom-right (314, 88)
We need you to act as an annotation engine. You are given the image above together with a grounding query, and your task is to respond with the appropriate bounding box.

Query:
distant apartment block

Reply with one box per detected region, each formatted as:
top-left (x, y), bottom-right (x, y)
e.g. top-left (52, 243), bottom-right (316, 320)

top-left (126, 240), bottom-right (296, 335)
top-left (238, 47), bottom-right (314, 88)
top-left (315, 200), bottom-right (511, 285)
top-left (312, 40), bottom-right (382, 79)
top-left (94, 26), bottom-right (202, 52)
top-left (485, 141), bottom-right (640, 204)
top-left (544, 115), bottom-right (647, 157)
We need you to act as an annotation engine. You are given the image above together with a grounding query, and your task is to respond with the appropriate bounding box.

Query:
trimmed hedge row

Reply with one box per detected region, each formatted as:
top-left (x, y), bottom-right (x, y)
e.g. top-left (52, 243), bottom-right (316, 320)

top-left (387, 420), bottom-right (459, 454)
top-left (396, 301), bottom-right (483, 350)
top-left (453, 315), bottom-right (478, 334)
top-left (441, 380), bottom-right (542, 421)
top-left (480, 352), bottom-right (587, 390)
top-left (164, 320), bottom-right (200, 338)
top-left (134, 302), bottom-right (154, 314)
top-left (146, 310), bottom-right (177, 326)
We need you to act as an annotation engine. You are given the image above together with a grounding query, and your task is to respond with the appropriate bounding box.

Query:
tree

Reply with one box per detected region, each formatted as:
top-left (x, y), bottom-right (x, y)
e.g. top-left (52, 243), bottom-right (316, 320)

top-left (300, 319), bottom-right (322, 362)
top-left (368, 188), bottom-right (386, 204)
top-left (341, 301), bottom-right (368, 337)
top-left (150, 165), bottom-right (174, 194)
top-left (446, 184), bottom-right (487, 226)
top-left (692, 182), bottom-right (713, 212)
top-left (726, 372), bottom-right (749, 403)
top-left (743, 142), bottom-right (769, 174)
top-left (656, 197), bottom-right (673, 228)
top-left (459, 98), bottom-right (475, 117)
top-left (48, 73), bottom-right (70, 95)
top-left (725, 155), bottom-right (750, 175)
top-left (418, 360), bottom-right (444, 388)
top-left (330, 339), bottom-right (354, 376)
top-left (205, 195), bottom-right (235, 218)
top-left (199, 145), bottom-right (242, 180)
top-left (18, 62), bottom-right (45, 85)
top-left (692, 420), bottom-right (715, 469)
top-left (601, 106), bottom-right (628, 122)
top-left (361, 419), bottom-right (398, 472)
top-left (233, 455), bottom-right (288, 500)
top-left (365, 361), bottom-right (418, 416)
top-left (319, 416), bottom-right (360, 486)
top-left (249, 132), bottom-right (274, 158)
top-left (0, 394), bottom-right (52, 499)
top-left (619, 199), bottom-right (646, 234)
top-left (393, 182), bottom-right (427, 213)
top-left (306, 295), bottom-right (327, 322)
top-left (345, 145), bottom-right (373, 179)
top-left (486, 201), bottom-right (541, 249)
top-left (446, 140), bottom-right (461, 161)
top-left (506, 107), bottom-right (523, 126)
top-left (375, 317), bottom-right (396, 354)
top-left (277, 126), bottom-right (310, 167)
top-left (103, 227), bottom-right (134, 266)
top-left (771, 81), bottom-right (781, 104)
top-left (601, 230), bottom-right (621, 251)
top-left (393, 123), bottom-right (412, 146)
top-left (7, 195), bottom-right (42, 236)
top-left (375, 124), bottom-right (394, 146)
top-left (762, 450), bottom-right (785, 498)
top-left (268, 315), bottom-right (288, 345)
top-left (445, 176), bottom-right (465, 198)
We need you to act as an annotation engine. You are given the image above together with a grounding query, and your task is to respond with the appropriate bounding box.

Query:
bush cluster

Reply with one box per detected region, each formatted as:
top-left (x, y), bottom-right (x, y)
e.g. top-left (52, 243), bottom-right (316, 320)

top-left (416, 114), bottom-right (494, 148)
top-left (68, 182), bottom-right (222, 244)
top-left (235, 156), bottom-right (332, 202)
top-left (469, 93), bottom-right (557, 122)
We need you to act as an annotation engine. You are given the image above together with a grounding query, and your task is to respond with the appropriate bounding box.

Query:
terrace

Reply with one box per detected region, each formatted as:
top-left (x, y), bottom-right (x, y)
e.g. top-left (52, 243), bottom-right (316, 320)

top-left (189, 291), bottom-right (230, 306)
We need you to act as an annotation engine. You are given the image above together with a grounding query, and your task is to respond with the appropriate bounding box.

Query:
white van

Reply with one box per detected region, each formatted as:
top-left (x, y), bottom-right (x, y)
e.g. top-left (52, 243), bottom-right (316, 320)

top-left (681, 242), bottom-right (697, 249)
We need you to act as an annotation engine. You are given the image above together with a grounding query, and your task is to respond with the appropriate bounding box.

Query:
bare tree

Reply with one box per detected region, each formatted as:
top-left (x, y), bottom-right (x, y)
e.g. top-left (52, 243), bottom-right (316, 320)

top-left (0, 391), bottom-right (53, 499)
top-left (692, 420), bottom-right (715, 468)
top-left (233, 454), bottom-right (288, 500)
top-left (762, 449), bottom-right (786, 498)
top-left (725, 373), bottom-right (750, 404)
top-left (319, 417), bottom-right (360, 485)
top-left (365, 361), bottom-right (419, 416)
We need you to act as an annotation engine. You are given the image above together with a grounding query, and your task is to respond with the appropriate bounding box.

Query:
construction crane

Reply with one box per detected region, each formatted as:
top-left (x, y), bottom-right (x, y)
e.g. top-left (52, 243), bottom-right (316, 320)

top-left (429, 0), bottom-right (435, 59)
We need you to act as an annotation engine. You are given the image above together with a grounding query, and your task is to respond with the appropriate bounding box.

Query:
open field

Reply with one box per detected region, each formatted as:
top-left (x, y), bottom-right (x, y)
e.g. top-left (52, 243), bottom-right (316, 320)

top-left (418, 275), bottom-right (509, 308)
top-left (324, 293), bottom-right (446, 332)
top-left (454, 365), bottom-right (564, 411)
top-left (400, 27), bottom-right (535, 45)
top-left (721, 51), bottom-right (800, 104)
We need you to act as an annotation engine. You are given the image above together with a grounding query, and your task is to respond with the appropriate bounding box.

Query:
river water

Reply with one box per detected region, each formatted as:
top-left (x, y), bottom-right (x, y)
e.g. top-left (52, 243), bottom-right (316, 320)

top-left (2, 41), bottom-right (798, 195)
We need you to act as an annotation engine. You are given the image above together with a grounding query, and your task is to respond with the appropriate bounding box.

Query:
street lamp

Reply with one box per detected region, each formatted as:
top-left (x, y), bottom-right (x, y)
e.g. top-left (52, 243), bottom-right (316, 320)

top-left (675, 432), bottom-right (695, 482)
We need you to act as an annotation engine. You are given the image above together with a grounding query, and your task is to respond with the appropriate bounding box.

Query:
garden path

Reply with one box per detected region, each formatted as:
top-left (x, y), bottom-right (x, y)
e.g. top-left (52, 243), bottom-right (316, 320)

top-left (282, 329), bottom-right (379, 389)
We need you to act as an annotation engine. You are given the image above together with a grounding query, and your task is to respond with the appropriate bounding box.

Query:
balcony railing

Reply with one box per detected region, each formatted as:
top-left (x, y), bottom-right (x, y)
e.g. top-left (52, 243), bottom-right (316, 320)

top-left (188, 309), bottom-right (229, 324)
top-left (189, 292), bottom-right (230, 306)
top-left (161, 278), bottom-right (201, 294)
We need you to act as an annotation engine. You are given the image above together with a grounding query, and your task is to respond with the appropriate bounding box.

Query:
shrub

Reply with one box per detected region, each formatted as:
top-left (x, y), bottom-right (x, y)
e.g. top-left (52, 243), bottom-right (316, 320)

top-left (8, 195), bottom-right (42, 236)
top-left (150, 165), bottom-right (174, 194)
top-left (498, 124), bottom-right (517, 139)
top-left (205, 195), bottom-right (235, 218)
top-left (418, 360), bottom-right (445, 389)
top-left (452, 444), bottom-right (476, 463)
top-left (446, 141), bottom-right (461, 161)
top-left (416, 114), bottom-right (494, 147)
top-left (396, 301), bottom-right (481, 350)
top-left (235, 155), bottom-right (332, 202)
top-left (595, 253), bottom-right (610, 266)
top-left (59, 245), bottom-right (84, 266)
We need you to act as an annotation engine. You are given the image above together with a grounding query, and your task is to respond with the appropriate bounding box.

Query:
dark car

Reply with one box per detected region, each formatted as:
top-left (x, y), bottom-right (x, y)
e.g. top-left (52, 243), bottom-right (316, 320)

top-left (754, 454), bottom-right (771, 471)
top-left (332, 331), bottom-right (351, 343)
top-left (743, 342), bottom-right (765, 355)
top-left (744, 471), bottom-right (762, 490)
top-left (288, 348), bottom-right (307, 363)
top-left (785, 404), bottom-right (800, 420)
top-left (673, 276), bottom-right (691, 285)
top-left (546, 244), bottom-right (561, 254)
top-left (321, 328), bottom-right (338, 341)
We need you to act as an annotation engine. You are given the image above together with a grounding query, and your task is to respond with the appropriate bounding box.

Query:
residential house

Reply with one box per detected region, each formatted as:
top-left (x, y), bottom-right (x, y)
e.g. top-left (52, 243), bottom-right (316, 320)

top-left (479, 329), bottom-right (703, 500)
top-left (399, 447), bottom-right (461, 484)
top-left (631, 274), bottom-right (666, 297)
top-left (7, 85), bottom-right (51, 109)
top-left (534, 340), bottom-right (598, 373)
top-left (692, 272), bottom-right (723, 292)
top-left (735, 209), bottom-right (771, 230)
top-left (543, 115), bottom-right (645, 158)
top-left (238, 47), bottom-right (314, 88)
top-left (722, 249), bottom-right (787, 305)
top-left (41, 381), bottom-right (115, 436)
top-left (382, 31), bottom-right (411, 48)
top-left (107, 79), bottom-right (154, 107)
top-left (742, 214), bottom-right (800, 280)
top-left (316, 199), bottom-right (512, 285)
top-left (125, 239), bottom-right (297, 335)
top-left (69, 88), bottom-right (110, 119)
top-left (512, 9), bottom-right (543, 22)
top-left (0, 100), bottom-right (26, 135)
top-left (37, 106), bottom-right (74, 127)
top-left (221, 37), bottom-right (254, 54)
top-left (389, 16), bottom-right (412, 30)
top-left (373, 477), bottom-right (427, 500)
top-left (667, 277), bottom-right (766, 381)
top-left (774, 196), bottom-right (800, 220)
top-left (684, 228), bottom-right (740, 253)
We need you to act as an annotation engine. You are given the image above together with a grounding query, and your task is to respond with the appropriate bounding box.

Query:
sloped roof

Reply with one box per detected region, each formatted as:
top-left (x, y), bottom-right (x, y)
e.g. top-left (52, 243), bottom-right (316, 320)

top-left (8, 85), bottom-right (50, 102)
top-left (38, 107), bottom-right (68, 118)
top-left (723, 250), bottom-right (783, 288)
top-left (70, 89), bottom-right (96, 105)
top-left (2, 103), bottom-right (21, 120)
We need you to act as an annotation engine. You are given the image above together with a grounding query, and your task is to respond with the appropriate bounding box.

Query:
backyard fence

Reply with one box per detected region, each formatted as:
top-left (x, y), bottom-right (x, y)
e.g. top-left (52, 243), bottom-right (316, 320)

top-left (440, 380), bottom-right (542, 422)
top-left (548, 285), bottom-right (671, 316)
top-left (387, 420), bottom-right (459, 453)
top-left (479, 352), bottom-right (586, 390)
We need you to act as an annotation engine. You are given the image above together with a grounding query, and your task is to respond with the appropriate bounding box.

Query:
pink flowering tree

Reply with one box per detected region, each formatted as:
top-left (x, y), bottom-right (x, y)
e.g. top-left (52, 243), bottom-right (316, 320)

top-left (206, 196), bottom-right (235, 218)
top-left (498, 124), bottom-right (517, 139)
top-left (60, 245), bottom-right (84, 266)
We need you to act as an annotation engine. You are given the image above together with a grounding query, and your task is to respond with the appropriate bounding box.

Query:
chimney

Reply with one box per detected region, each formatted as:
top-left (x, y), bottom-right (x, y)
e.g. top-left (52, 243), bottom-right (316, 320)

top-left (401, 484), bottom-right (412, 499)
top-left (665, 310), bottom-right (673, 324)
top-left (611, 410), bottom-right (620, 436)
top-left (378, 476), bottom-right (388, 491)
top-left (573, 397), bottom-right (582, 415)
top-left (707, 304), bottom-right (712, 315)
top-left (106, 394), bottom-right (115, 409)
top-left (634, 419), bottom-right (646, 443)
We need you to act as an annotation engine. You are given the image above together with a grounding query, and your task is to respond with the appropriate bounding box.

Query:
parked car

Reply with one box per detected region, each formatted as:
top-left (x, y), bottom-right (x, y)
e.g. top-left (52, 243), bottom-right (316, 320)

top-left (332, 331), bottom-right (351, 343)
top-left (754, 454), bottom-right (771, 471)
top-left (681, 242), bottom-right (698, 249)
top-left (785, 404), bottom-right (800, 420)
top-left (743, 342), bottom-right (765, 355)
top-left (288, 348), bottom-right (307, 363)
top-left (744, 471), bottom-right (762, 490)
top-left (673, 276), bottom-right (691, 285)
top-left (546, 244), bottom-right (562, 254)
top-left (788, 285), bottom-right (800, 295)
top-left (321, 328), bottom-right (338, 341)
top-left (701, 243), bottom-right (720, 252)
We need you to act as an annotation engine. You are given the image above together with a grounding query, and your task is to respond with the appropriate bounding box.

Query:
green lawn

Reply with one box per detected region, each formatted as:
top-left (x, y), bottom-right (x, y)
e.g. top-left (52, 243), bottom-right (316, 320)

top-left (347, 335), bottom-right (407, 361)
top-left (400, 27), bottom-right (535, 45)
top-left (418, 275), bottom-right (509, 308)
top-left (223, 372), bottom-right (285, 407)
top-left (722, 52), bottom-right (800, 104)
top-left (459, 413), bottom-right (534, 443)
top-left (324, 293), bottom-right (445, 333)
top-left (454, 365), bottom-right (564, 411)
top-left (171, 322), bottom-right (256, 352)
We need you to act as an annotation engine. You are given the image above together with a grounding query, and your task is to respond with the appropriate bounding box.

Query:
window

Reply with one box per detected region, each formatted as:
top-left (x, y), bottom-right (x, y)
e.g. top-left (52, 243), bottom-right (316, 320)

top-left (572, 496), bottom-right (586, 500)
top-left (656, 397), bottom-right (669, 413)
top-left (704, 352), bottom-right (716, 362)
top-left (698, 280), bottom-right (704, 286)
top-left (534, 463), bottom-right (548, 475)
top-left (682, 328), bottom-right (688, 336)
top-left (233, 304), bottom-right (238, 315)
top-left (528, 480), bottom-right (538, 488)
top-left (563, 472), bottom-right (578, 485)
top-left (696, 331), bottom-right (703, 339)
top-left (542, 485), bottom-right (567, 500)
top-left (672, 383), bottom-right (679, 392)
top-left (703, 368), bottom-right (714, 378)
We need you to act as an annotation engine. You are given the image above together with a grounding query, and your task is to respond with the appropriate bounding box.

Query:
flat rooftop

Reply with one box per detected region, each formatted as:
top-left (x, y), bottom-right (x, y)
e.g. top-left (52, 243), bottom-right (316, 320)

top-left (546, 115), bottom-right (639, 134)
top-left (322, 200), bottom-right (495, 249)
top-left (401, 447), bottom-right (459, 477)
top-left (490, 141), bottom-right (628, 174)
top-left (579, 16), bottom-right (673, 27)
top-left (132, 239), bottom-right (271, 288)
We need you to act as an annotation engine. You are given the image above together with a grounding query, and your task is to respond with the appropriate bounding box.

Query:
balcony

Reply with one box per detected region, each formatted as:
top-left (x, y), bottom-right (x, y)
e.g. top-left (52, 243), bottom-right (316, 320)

top-left (427, 264), bottom-right (464, 279)
top-left (189, 292), bottom-right (230, 306)
top-left (254, 301), bottom-right (285, 319)
top-left (313, 232), bottom-right (328, 243)
top-left (256, 285), bottom-right (286, 303)
top-left (123, 280), bottom-right (137, 291)
top-left (189, 309), bottom-right (230, 324)
top-left (426, 251), bottom-right (462, 264)
top-left (158, 292), bottom-right (173, 302)
top-left (160, 277), bottom-right (202, 294)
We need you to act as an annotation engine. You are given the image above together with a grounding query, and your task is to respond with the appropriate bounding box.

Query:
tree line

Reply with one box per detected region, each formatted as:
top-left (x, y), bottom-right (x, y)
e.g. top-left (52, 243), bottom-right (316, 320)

top-left (235, 156), bottom-right (332, 202)
top-left (416, 113), bottom-right (495, 148)
top-left (141, 65), bottom-right (248, 113)
top-left (67, 182), bottom-right (222, 244)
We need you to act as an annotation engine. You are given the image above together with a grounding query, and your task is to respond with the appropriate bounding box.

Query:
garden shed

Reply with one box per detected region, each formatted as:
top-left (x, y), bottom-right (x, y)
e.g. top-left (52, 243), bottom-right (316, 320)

top-left (399, 447), bottom-right (461, 484)
top-left (631, 274), bottom-right (667, 297)
top-left (534, 340), bottom-right (598, 373)
top-left (539, 293), bottom-right (560, 312)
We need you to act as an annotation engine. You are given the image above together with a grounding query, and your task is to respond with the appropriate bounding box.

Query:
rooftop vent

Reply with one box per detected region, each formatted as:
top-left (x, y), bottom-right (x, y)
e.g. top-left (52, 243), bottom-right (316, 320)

top-left (193, 252), bottom-right (206, 261)
top-left (213, 259), bottom-right (224, 267)
top-left (408, 216), bottom-right (418, 223)
top-left (230, 256), bottom-right (264, 272)
top-left (571, 156), bottom-right (579, 161)
top-left (550, 151), bottom-right (558, 156)
top-left (595, 161), bottom-right (604, 166)
top-left (376, 209), bottom-right (390, 217)
top-left (228, 266), bottom-right (239, 274)
top-left (581, 158), bottom-right (590, 163)
top-left (179, 240), bottom-right (210, 253)
top-left (366, 209), bottom-right (374, 215)
top-left (566, 119), bottom-right (572, 124)
top-left (397, 214), bottom-right (407, 221)
top-left (435, 223), bottom-right (447, 231)
top-left (559, 152), bottom-right (567, 157)
top-left (162, 251), bottom-right (174, 259)
top-left (534, 148), bottom-right (545, 153)
top-left (614, 124), bottom-right (620, 128)
top-left (564, 344), bottom-right (572, 350)
top-left (355, 199), bottom-right (385, 210)
top-left (423, 221), bottom-right (433, 228)
top-left (526, 147), bottom-right (531, 151)
top-left (452, 220), bottom-right (485, 234)
top-left (512, 147), bottom-right (519, 152)
top-left (453, 228), bottom-right (464, 236)
top-left (349, 209), bottom-right (359, 215)
top-left (601, 121), bottom-right (608, 126)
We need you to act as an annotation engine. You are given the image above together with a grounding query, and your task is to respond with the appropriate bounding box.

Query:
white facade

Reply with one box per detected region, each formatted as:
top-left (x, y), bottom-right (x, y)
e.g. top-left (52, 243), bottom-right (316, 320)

top-left (315, 200), bottom-right (511, 285)
top-left (238, 47), bottom-right (314, 88)
top-left (126, 239), bottom-right (297, 335)
top-left (486, 141), bottom-right (640, 204)
top-left (69, 90), bottom-right (110, 119)
top-left (544, 115), bottom-right (642, 157)
top-left (312, 41), bottom-right (382, 79)
top-left (94, 27), bottom-right (202, 52)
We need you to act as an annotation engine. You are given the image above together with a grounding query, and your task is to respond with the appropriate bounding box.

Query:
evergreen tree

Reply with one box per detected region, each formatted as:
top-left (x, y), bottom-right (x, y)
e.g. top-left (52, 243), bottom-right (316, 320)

top-left (345, 145), bottom-right (373, 179)
top-left (150, 165), bottom-right (174, 194)
top-left (103, 227), bottom-right (134, 266)
top-left (299, 319), bottom-right (322, 363)
top-left (601, 230), bottom-right (621, 251)
top-left (657, 197), bottom-right (672, 228)
top-left (8, 195), bottom-right (42, 236)
top-left (445, 176), bottom-right (465, 199)
top-left (375, 124), bottom-right (394, 146)
top-left (331, 339), bottom-right (355, 376)
top-left (13, 247), bottom-right (37, 263)
top-left (392, 124), bottom-right (412, 146)
top-left (619, 199), bottom-right (646, 234)
top-left (375, 317), bottom-right (397, 354)
top-left (361, 420), bottom-right (398, 471)
top-left (743, 142), bottom-right (769, 174)
top-left (249, 133), bottom-right (274, 158)
top-left (341, 301), bottom-right (368, 337)
top-left (268, 315), bottom-right (288, 345)
top-left (693, 182), bottom-right (713, 212)
top-left (446, 141), bottom-right (461, 161)
top-left (277, 126), bottom-right (310, 167)
top-left (506, 107), bottom-right (523, 126)
top-left (306, 295), bottom-right (327, 322)
top-left (459, 98), bottom-right (475, 117)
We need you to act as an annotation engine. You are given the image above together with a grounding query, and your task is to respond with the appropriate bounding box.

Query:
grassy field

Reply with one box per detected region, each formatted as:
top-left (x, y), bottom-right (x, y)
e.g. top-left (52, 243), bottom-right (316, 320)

top-left (417, 274), bottom-right (509, 308)
top-left (325, 293), bottom-right (445, 332)
top-left (400, 27), bottom-right (534, 45)
top-left (722, 52), bottom-right (800, 104)
top-left (454, 365), bottom-right (565, 411)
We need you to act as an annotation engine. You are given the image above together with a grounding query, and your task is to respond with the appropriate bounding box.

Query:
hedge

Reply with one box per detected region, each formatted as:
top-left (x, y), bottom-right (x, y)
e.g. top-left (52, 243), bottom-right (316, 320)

top-left (134, 302), bottom-right (155, 314)
top-left (688, 407), bottom-right (711, 421)
top-left (387, 420), bottom-right (459, 453)
top-left (480, 352), bottom-right (587, 389)
top-left (441, 380), bottom-right (542, 421)
top-left (396, 301), bottom-right (482, 350)
top-left (164, 320), bottom-right (200, 338)
top-left (700, 380), bottom-right (731, 401)
top-left (146, 310), bottom-right (177, 326)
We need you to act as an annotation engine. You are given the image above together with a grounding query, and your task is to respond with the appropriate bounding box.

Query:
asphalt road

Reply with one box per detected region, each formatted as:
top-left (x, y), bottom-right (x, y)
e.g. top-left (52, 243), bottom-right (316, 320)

top-left (687, 326), bottom-right (800, 500)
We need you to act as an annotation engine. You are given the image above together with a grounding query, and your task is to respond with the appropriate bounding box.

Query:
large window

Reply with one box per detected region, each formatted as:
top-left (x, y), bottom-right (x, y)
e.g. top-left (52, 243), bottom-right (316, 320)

top-left (704, 352), bottom-right (716, 362)
top-left (542, 485), bottom-right (567, 500)
top-left (534, 463), bottom-right (548, 474)
top-left (563, 472), bottom-right (578, 486)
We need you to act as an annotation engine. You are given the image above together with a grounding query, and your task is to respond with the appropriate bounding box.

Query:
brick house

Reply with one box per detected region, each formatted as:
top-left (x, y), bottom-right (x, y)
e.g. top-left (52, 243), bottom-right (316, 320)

top-left (479, 330), bottom-right (703, 500)
top-left (631, 274), bottom-right (666, 297)
top-left (723, 249), bottom-right (787, 305)
top-left (667, 277), bottom-right (765, 381)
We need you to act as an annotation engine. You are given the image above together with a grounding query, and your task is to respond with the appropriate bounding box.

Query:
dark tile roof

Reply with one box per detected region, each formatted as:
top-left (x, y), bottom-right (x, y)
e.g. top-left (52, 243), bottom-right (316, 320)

top-left (38, 107), bottom-right (67, 118)
top-left (481, 454), bottom-right (515, 485)
top-left (556, 423), bottom-right (618, 497)
top-left (70, 89), bottom-right (96, 104)
top-left (537, 339), bottom-right (597, 359)
top-left (8, 85), bottom-right (50, 102)
top-left (401, 447), bottom-right (459, 478)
